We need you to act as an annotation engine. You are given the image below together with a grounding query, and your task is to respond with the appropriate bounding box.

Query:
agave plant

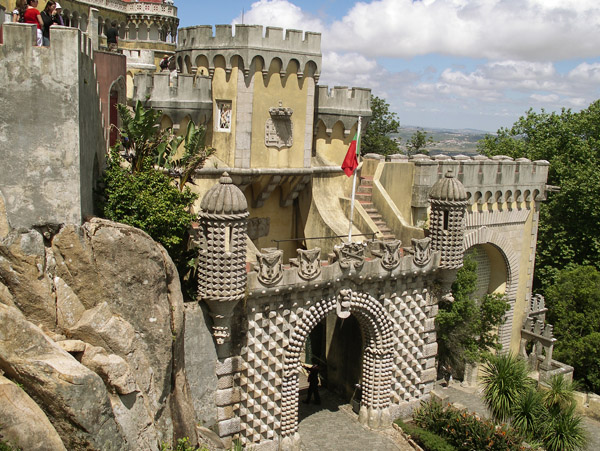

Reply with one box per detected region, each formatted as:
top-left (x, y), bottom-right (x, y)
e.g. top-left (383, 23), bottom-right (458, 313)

top-left (480, 353), bottom-right (533, 423)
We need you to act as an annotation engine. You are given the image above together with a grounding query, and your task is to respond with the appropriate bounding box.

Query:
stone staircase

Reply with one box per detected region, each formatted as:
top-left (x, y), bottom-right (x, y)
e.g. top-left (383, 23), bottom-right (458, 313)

top-left (355, 176), bottom-right (395, 240)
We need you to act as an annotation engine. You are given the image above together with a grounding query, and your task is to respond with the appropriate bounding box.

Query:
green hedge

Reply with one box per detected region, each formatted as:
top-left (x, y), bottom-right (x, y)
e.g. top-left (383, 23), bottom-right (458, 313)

top-left (394, 419), bottom-right (456, 451)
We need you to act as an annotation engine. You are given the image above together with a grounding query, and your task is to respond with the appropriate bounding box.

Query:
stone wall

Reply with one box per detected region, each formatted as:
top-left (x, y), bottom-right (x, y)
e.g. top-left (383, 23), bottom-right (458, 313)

top-left (0, 23), bottom-right (106, 230)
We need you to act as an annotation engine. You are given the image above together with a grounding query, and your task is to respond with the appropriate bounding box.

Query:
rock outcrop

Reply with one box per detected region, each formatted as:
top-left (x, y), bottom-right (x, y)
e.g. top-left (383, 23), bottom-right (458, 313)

top-left (0, 218), bottom-right (200, 450)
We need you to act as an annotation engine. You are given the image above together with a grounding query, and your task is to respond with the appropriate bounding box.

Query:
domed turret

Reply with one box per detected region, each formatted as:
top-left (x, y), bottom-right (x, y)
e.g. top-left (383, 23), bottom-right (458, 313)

top-left (429, 170), bottom-right (467, 202)
top-left (428, 170), bottom-right (468, 270)
top-left (200, 172), bottom-right (248, 216)
top-left (197, 172), bottom-right (248, 358)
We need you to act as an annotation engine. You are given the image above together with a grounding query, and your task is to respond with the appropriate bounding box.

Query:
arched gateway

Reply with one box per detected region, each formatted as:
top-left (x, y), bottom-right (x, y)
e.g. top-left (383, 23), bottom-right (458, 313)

top-left (197, 172), bottom-right (468, 449)
top-left (279, 289), bottom-right (395, 447)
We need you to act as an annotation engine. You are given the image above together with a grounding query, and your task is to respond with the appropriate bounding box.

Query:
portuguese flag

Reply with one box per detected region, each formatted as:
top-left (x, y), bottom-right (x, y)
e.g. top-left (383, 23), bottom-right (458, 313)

top-left (342, 131), bottom-right (361, 177)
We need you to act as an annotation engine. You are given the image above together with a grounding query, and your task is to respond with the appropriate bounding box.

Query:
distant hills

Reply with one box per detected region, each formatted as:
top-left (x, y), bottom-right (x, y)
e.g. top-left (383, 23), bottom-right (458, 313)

top-left (391, 126), bottom-right (493, 156)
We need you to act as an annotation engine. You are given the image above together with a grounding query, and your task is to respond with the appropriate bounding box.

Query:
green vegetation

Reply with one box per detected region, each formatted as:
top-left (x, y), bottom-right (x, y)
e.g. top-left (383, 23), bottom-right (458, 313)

top-left (394, 419), bottom-right (456, 451)
top-left (101, 102), bottom-right (214, 294)
top-left (413, 399), bottom-right (524, 451)
top-left (479, 100), bottom-right (600, 394)
top-left (405, 129), bottom-right (434, 155)
top-left (161, 437), bottom-right (208, 451)
top-left (436, 255), bottom-right (510, 378)
top-left (480, 354), bottom-right (587, 451)
top-left (361, 95), bottom-right (400, 156)
top-left (544, 265), bottom-right (600, 393)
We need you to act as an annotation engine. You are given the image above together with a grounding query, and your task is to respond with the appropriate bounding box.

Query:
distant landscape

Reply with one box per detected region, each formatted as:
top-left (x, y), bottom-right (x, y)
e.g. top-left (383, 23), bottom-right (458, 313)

top-left (391, 126), bottom-right (493, 156)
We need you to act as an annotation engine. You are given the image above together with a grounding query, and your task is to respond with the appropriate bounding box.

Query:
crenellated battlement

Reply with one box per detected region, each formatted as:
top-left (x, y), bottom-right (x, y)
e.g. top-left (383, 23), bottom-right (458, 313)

top-left (377, 153), bottom-right (549, 207)
top-left (315, 85), bottom-right (372, 135)
top-left (131, 72), bottom-right (213, 125)
top-left (175, 24), bottom-right (322, 80)
top-left (0, 22), bottom-right (106, 230)
top-left (178, 24), bottom-right (321, 53)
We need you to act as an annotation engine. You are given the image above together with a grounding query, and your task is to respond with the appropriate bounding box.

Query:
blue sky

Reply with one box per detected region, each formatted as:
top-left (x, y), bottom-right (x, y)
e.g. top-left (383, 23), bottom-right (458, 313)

top-left (174, 0), bottom-right (600, 132)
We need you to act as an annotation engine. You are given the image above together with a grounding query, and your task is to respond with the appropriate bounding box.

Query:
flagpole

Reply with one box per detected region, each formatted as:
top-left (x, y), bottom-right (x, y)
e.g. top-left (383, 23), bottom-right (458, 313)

top-left (348, 116), bottom-right (362, 242)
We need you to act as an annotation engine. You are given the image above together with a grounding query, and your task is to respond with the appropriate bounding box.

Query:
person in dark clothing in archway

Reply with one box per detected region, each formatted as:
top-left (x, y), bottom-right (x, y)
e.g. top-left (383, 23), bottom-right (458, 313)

top-left (303, 364), bottom-right (321, 405)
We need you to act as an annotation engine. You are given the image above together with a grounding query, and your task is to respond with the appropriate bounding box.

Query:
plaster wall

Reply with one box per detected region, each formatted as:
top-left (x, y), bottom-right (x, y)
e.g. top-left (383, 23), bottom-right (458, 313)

top-left (250, 63), bottom-right (310, 168)
top-left (211, 60), bottom-right (239, 166)
top-left (314, 121), bottom-right (354, 166)
top-left (0, 24), bottom-right (105, 230)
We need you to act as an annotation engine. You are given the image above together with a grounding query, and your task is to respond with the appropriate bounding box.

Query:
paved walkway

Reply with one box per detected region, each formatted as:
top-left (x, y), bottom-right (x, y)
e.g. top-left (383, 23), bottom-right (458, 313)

top-left (298, 390), bottom-right (412, 451)
top-left (436, 381), bottom-right (600, 451)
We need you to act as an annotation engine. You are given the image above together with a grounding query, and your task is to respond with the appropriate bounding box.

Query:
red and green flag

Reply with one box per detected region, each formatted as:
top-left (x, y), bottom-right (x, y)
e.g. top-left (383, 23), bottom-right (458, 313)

top-left (341, 131), bottom-right (361, 177)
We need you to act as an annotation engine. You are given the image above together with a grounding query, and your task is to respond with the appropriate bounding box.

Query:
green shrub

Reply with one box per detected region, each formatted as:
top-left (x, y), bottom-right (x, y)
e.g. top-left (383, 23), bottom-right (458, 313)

top-left (414, 399), bottom-right (525, 451)
top-left (395, 419), bottom-right (456, 451)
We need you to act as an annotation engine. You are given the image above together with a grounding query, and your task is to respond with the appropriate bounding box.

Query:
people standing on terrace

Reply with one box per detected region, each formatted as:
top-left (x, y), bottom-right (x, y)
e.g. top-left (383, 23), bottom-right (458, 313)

top-left (106, 20), bottom-right (118, 52)
top-left (23, 0), bottom-right (43, 46)
top-left (12, 0), bottom-right (27, 23)
top-left (41, 0), bottom-right (56, 47)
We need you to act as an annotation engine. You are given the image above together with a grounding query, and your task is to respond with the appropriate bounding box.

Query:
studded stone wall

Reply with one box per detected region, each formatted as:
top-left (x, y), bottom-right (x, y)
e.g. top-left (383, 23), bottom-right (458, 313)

top-left (238, 242), bottom-right (445, 447)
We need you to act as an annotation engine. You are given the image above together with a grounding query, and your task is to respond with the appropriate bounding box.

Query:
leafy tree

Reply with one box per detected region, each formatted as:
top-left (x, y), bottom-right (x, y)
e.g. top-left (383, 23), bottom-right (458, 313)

top-left (361, 95), bottom-right (400, 156)
top-left (102, 148), bottom-right (197, 267)
top-left (101, 103), bottom-right (213, 295)
top-left (478, 101), bottom-right (600, 290)
top-left (436, 255), bottom-right (510, 378)
top-left (545, 265), bottom-right (600, 393)
top-left (405, 129), bottom-right (434, 156)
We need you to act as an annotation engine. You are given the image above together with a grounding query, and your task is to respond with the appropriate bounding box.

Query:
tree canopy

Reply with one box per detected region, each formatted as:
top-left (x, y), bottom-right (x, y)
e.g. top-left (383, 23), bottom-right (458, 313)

top-left (406, 129), bottom-right (434, 156)
top-left (361, 95), bottom-right (400, 156)
top-left (545, 265), bottom-right (600, 393)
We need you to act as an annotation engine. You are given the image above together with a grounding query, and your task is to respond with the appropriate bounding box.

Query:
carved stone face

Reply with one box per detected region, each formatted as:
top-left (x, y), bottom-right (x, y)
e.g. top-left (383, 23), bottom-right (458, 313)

top-left (255, 248), bottom-right (284, 285)
top-left (296, 248), bottom-right (321, 280)
top-left (411, 237), bottom-right (432, 266)
top-left (369, 239), bottom-right (402, 270)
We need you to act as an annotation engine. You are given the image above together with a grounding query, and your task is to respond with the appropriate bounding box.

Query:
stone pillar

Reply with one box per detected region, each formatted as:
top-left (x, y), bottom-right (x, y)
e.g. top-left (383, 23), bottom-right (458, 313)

top-left (88, 8), bottom-right (99, 51)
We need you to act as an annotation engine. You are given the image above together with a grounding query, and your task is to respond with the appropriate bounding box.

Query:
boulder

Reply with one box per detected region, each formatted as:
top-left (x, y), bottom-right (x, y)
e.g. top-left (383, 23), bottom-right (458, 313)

top-left (0, 303), bottom-right (126, 450)
top-left (81, 344), bottom-right (138, 395)
top-left (0, 374), bottom-right (66, 451)
top-left (55, 276), bottom-right (86, 329)
top-left (53, 218), bottom-right (196, 441)
top-left (0, 230), bottom-right (56, 329)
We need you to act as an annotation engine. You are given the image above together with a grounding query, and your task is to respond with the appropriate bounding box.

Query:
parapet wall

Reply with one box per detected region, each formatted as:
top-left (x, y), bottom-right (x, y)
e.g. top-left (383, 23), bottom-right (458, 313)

top-left (0, 23), bottom-right (106, 229)
top-left (315, 85), bottom-right (372, 135)
top-left (383, 154), bottom-right (550, 208)
top-left (176, 24), bottom-right (322, 80)
top-left (132, 72), bottom-right (213, 124)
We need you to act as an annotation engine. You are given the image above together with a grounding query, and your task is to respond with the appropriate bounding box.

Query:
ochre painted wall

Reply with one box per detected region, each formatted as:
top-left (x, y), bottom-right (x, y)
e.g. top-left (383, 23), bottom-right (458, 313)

top-left (210, 57), bottom-right (239, 167)
top-left (250, 60), bottom-right (309, 168)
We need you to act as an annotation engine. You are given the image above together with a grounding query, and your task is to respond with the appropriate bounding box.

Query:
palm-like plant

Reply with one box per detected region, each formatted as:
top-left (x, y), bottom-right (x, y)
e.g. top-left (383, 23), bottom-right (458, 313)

top-left (542, 405), bottom-right (586, 451)
top-left (166, 121), bottom-right (215, 191)
top-left (511, 387), bottom-right (546, 439)
top-left (481, 353), bottom-right (533, 422)
top-left (543, 374), bottom-right (576, 414)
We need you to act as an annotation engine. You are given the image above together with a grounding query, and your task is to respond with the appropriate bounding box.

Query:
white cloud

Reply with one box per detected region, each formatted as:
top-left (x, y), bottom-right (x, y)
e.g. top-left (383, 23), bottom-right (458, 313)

top-left (325, 0), bottom-right (600, 61)
top-left (531, 94), bottom-right (560, 103)
top-left (232, 0), bottom-right (324, 35)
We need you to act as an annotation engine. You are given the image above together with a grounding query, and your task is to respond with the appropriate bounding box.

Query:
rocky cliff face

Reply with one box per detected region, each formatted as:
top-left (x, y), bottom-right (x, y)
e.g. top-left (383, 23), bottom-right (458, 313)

top-left (0, 218), bottom-right (202, 450)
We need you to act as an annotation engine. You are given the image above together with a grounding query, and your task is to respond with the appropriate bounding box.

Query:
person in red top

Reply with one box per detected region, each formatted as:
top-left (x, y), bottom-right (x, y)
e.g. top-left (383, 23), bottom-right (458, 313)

top-left (24, 0), bottom-right (43, 46)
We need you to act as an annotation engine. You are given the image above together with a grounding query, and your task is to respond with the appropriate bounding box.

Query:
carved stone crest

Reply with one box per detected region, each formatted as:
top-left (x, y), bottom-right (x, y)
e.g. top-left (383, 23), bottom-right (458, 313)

top-left (369, 239), bottom-right (402, 270)
top-left (333, 242), bottom-right (366, 271)
top-left (265, 102), bottom-right (293, 149)
top-left (290, 248), bottom-right (321, 280)
top-left (411, 237), bottom-right (432, 266)
top-left (254, 248), bottom-right (284, 285)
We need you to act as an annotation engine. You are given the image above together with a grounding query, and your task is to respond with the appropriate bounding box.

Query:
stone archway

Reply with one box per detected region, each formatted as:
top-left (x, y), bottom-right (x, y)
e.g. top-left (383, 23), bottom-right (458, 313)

top-left (279, 289), bottom-right (395, 449)
top-left (464, 226), bottom-right (519, 350)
